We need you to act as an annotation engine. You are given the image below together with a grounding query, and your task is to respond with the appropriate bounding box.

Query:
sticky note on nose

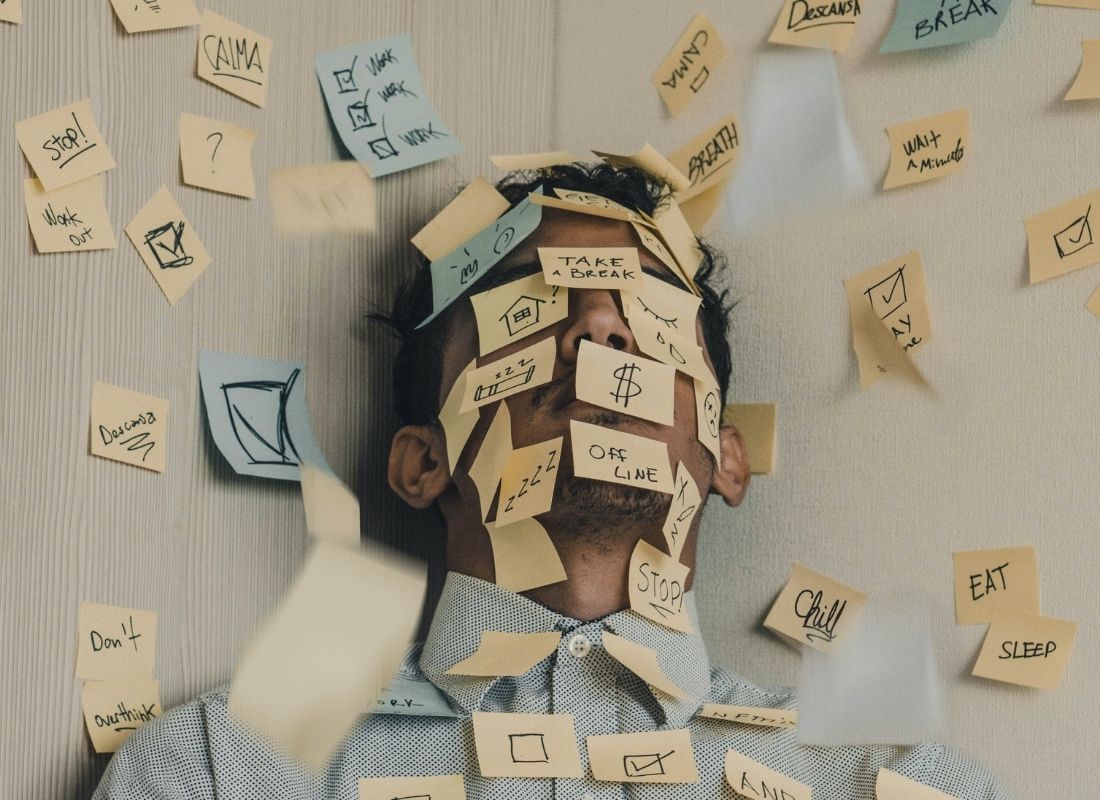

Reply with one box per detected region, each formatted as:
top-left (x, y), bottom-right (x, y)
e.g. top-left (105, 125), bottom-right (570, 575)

top-left (576, 340), bottom-right (675, 426)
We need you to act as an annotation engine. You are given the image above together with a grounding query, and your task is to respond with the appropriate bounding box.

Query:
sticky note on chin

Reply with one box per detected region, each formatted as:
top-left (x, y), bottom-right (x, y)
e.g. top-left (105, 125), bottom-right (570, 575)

top-left (627, 539), bottom-right (693, 634)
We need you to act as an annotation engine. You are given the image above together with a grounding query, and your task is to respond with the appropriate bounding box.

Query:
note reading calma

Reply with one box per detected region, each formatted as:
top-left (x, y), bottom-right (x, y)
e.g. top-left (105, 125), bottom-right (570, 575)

top-left (315, 33), bottom-right (461, 177)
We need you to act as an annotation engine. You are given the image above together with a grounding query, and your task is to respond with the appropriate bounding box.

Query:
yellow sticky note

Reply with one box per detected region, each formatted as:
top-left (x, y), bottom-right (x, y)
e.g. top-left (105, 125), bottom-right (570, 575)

top-left (75, 603), bottom-right (157, 680)
top-left (196, 9), bottom-right (272, 106)
top-left (470, 272), bottom-right (568, 356)
top-left (538, 246), bottom-right (645, 290)
top-left (876, 768), bottom-right (960, 800)
top-left (631, 220), bottom-right (681, 275)
top-left (725, 750), bottom-right (811, 800)
top-left (496, 437), bottom-right (562, 527)
top-left (768, 0), bottom-right (863, 52)
top-left (531, 189), bottom-right (652, 226)
top-left (1037, 0), bottom-right (1100, 6)
top-left (81, 679), bottom-right (161, 754)
top-left (576, 340), bottom-right (676, 426)
top-left (359, 775), bottom-right (465, 800)
top-left (300, 463), bottom-right (360, 548)
top-left (678, 180), bottom-right (730, 232)
top-left (125, 186), bottom-right (211, 305)
top-left (269, 162), bottom-right (376, 237)
top-left (439, 359), bottom-right (479, 475)
top-left (653, 13), bottom-right (730, 116)
top-left (622, 280), bottom-right (701, 341)
top-left (89, 381), bottom-right (169, 473)
top-left (491, 151), bottom-right (580, 171)
top-left (179, 113), bottom-right (257, 198)
top-left (1066, 40), bottom-right (1100, 100)
top-left (1088, 283), bottom-right (1100, 318)
top-left (569, 420), bottom-right (674, 494)
top-left (652, 198), bottom-right (704, 286)
top-left (446, 631), bottom-right (561, 677)
top-left (486, 517), bottom-right (567, 593)
top-left (628, 539), bottom-right (693, 633)
top-left (1024, 188), bottom-right (1100, 284)
top-left (229, 540), bottom-right (426, 768)
top-left (972, 609), bottom-right (1077, 689)
top-left (0, 0), bottom-right (23, 23)
top-left (587, 729), bottom-right (697, 783)
top-left (601, 632), bottom-right (686, 699)
top-left (412, 177), bottom-right (509, 261)
top-left (694, 378), bottom-right (722, 464)
top-left (461, 336), bottom-right (556, 413)
top-left (627, 305), bottom-right (712, 385)
top-left (468, 402), bottom-right (512, 522)
top-left (843, 252), bottom-right (932, 391)
top-left (23, 175), bottom-right (117, 253)
top-left (953, 546), bottom-right (1040, 625)
top-left (15, 99), bottom-right (116, 191)
top-left (721, 403), bottom-right (777, 475)
top-left (763, 563), bottom-right (866, 653)
top-left (109, 0), bottom-right (199, 33)
top-left (669, 115), bottom-right (742, 198)
top-left (662, 462), bottom-right (700, 561)
top-left (592, 144), bottom-right (691, 193)
top-left (472, 712), bottom-right (582, 778)
top-left (697, 704), bottom-right (797, 729)
top-left (883, 109), bottom-right (970, 190)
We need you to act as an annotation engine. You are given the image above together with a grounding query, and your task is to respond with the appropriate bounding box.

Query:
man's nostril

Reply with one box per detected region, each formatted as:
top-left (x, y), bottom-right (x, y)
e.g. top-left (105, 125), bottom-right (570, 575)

top-left (607, 333), bottom-right (627, 350)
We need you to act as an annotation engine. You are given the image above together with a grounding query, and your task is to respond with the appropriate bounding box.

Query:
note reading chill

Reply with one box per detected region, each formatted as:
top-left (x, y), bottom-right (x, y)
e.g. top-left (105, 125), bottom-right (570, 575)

top-left (495, 436), bottom-right (562, 526)
top-left (196, 9), bottom-right (272, 106)
top-left (89, 382), bottom-right (169, 473)
top-left (768, 0), bottom-right (863, 52)
top-left (971, 608), bottom-right (1077, 690)
top-left (75, 602), bottom-right (157, 680)
top-left (653, 13), bottom-right (730, 116)
top-left (23, 175), bottom-right (116, 254)
top-left (179, 113), bottom-right (257, 199)
top-left (880, 0), bottom-right (1016, 54)
top-left (470, 272), bottom-right (568, 356)
top-left (268, 162), bottom-right (376, 237)
top-left (697, 704), bottom-right (797, 729)
top-left (725, 749), bottom-right (811, 800)
top-left (81, 679), bottom-right (161, 753)
top-left (763, 562), bottom-right (866, 653)
top-left (460, 336), bottom-right (556, 413)
top-left (315, 33), bottom-right (461, 177)
top-left (576, 340), bottom-right (676, 426)
top-left (538, 246), bottom-right (645, 290)
top-left (662, 462), bottom-right (700, 561)
top-left (628, 539), bottom-right (693, 633)
top-left (125, 186), bottom-right (211, 306)
top-left (15, 99), bottom-right (116, 192)
top-left (883, 109), bottom-right (969, 190)
top-left (570, 420), bottom-right (674, 494)
top-left (587, 729), bottom-right (697, 783)
top-left (472, 712), bottom-right (582, 778)
top-left (953, 546), bottom-right (1040, 625)
top-left (1024, 187), bottom-right (1100, 284)
top-left (109, 0), bottom-right (199, 33)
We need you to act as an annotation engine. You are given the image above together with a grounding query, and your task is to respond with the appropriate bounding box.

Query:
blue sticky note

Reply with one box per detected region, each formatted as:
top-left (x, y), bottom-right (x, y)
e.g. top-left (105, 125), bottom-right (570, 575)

top-left (315, 33), bottom-right (461, 177)
top-left (879, 0), bottom-right (1015, 54)
top-left (198, 350), bottom-right (331, 481)
top-left (416, 188), bottom-right (544, 329)
top-left (373, 675), bottom-right (461, 718)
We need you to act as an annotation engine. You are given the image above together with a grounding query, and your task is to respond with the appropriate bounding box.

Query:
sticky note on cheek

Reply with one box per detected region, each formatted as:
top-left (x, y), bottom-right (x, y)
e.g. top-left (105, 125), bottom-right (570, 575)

top-left (74, 603), bottom-right (157, 680)
top-left (694, 378), bottom-right (721, 463)
top-left (495, 437), bottom-right (562, 527)
top-left (89, 382), bottom-right (169, 473)
top-left (179, 113), bottom-right (257, 199)
top-left (460, 336), bottom-right (556, 412)
top-left (470, 272), bottom-right (568, 356)
top-left (569, 420), bottom-right (673, 494)
top-left (952, 546), bottom-right (1040, 625)
top-left (81, 678), bottom-right (161, 753)
top-left (628, 539), bottom-right (693, 633)
top-left (15, 99), bottom-right (117, 191)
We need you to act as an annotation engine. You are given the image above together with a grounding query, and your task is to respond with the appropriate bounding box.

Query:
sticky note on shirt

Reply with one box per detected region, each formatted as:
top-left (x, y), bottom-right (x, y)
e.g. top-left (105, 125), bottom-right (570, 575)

top-left (412, 177), bottom-right (509, 261)
top-left (446, 631), bottom-right (561, 677)
top-left (0, 0), bottom-right (23, 23)
top-left (89, 382), bottom-right (168, 473)
top-left (359, 775), bottom-right (465, 800)
top-left (587, 728), bottom-right (697, 783)
top-left (196, 9), bottom-right (272, 106)
top-left (470, 272), bottom-right (568, 356)
top-left (472, 712), bottom-right (582, 778)
top-left (883, 109), bottom-right (969, 190)
top-left (662, 462), bottom-right (700, 561)
top-left (722, 403), bottom-right (777, 475)
top-left (315, 33), bottom-right (461, 178)
top-left (876, 768), bottom-right (960, 799)
top-left (81, 678), bottom-right (161, 753)
top-left (763, 562), bottom-right (866, 653)
top-left (179, 113), bottom-right (257, 198)
top-left (769, 0), bottom-right (863, 52)
top-left (953, 546), bottom-right (1040, 625)
top-left (653, 13), bottom-right (730, 116)
top-left (16, 99), bottom-right (116, 191)
top-left (75, 603), bottom-right (157, 680)
top-left (880, 0), bottom-right (1016, 54)
top-left (1024, 187), bottom-right (1100, 283)
top-left (602, 632), bottom-right (686, 700)
top-left (628, 539), bottom-right (693, 633)
top-left (109, 0), bottom-right (199, 33)
top-left (570, 420), bottom-right (674, 494)
top-left (576, 340), bottom-right (675, 426)
top-left (539, 246), bottom-right (645, 289)
top-left (496, 437), bottom-right (562, 526)
top-left (269, 161), bottom-right (376, 237)
top-left (725, 749), bottom-right (811, 800)
top-left (125, 186), bottom-right (211, 305)
top-left (698, 704), bottom-right (797, 729)
top-left (971, 608), bottom-right (1077, 689)
top-left (460, 336), bottom-right (556, 413)
top-left (24, 175), bottom-right (116, 253)
top-left (487, 517), bottom-right (567, 593)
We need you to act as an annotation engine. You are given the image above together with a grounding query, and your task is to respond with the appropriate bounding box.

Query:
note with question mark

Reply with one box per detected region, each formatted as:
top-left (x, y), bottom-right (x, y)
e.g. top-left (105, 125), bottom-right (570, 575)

top-left (178, 113), bottom-right (257, 199)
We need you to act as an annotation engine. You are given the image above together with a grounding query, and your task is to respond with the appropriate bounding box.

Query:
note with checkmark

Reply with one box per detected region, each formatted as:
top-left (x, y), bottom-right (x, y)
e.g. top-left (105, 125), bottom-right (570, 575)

top-left (1025, 188), bottom-right (1100, 284)
top-left (587, 729), bottom-right (698, 783)
top-left (125, 186), bottom-right (211, 305)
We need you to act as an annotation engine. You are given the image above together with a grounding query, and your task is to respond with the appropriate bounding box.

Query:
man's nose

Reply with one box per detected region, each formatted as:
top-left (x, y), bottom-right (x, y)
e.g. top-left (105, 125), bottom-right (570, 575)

top-left (558, 288), bottom-right (638, 364)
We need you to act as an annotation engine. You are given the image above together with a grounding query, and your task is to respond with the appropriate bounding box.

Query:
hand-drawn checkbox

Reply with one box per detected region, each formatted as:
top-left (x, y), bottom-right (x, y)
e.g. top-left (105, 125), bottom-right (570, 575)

top-left (509, 732), bottom-right (549, 763)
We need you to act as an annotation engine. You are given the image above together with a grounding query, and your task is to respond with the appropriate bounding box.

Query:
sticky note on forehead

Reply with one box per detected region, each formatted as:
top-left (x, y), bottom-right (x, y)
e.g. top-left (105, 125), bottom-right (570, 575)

top-left (538, 247), bottom-right (644, 289)
top-left (196, 9), bottom-right (272, 106)
top-left (460, 335), bottom-right (555, 412)
top-left (883, 109), bottom-right (970, 190)
top-left (470, 272), bottom-right (568, 356)
top-left (762, 563), bottom-right (866, 653)
top-left (953, 546), bottom-right (1040, 625)
top-left (412, 177), bottom-right (509, 262)
top-left (971, 608), bottom-right (1077, 689)
top-left (16, 99), bottom-right (116, 191)
top-left (653, 13), bottom-right (730, 116)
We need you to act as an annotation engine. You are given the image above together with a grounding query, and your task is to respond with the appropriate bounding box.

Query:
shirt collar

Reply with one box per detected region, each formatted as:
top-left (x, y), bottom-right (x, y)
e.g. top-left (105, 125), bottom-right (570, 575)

top-left (419, 571), bottom-right (712, 729)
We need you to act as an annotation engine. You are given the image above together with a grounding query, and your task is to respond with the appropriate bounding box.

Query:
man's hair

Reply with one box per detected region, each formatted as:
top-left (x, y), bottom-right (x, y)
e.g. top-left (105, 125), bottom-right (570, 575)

top-left (380, 162), bottom-right (733, 428)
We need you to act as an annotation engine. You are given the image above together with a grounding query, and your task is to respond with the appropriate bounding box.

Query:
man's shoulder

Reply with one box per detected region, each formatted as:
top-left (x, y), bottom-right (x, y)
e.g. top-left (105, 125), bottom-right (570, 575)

top-left (707, 661), bottom-right (798, 709)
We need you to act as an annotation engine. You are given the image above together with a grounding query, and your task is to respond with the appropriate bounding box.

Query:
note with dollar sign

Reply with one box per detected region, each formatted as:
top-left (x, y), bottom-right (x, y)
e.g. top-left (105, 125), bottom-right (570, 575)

top-left (575, 340), bottom-right (676, 425)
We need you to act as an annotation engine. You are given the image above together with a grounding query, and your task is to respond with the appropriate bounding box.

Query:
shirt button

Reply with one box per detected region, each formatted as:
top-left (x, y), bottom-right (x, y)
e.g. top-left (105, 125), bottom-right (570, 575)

top-left (567, 633), bottom-right (591, 658)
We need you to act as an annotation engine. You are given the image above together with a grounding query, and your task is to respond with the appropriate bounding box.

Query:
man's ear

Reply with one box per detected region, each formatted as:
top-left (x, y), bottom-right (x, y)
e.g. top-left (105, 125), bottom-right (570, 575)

top-left (710, 424), bottom-right (750, 507)
top-left (388, 425), bottom-right (452, 509)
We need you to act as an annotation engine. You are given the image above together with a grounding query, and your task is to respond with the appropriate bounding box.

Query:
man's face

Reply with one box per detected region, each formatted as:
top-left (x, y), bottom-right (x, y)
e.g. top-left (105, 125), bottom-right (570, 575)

top-left (437, 208), bottom-right (720, 538)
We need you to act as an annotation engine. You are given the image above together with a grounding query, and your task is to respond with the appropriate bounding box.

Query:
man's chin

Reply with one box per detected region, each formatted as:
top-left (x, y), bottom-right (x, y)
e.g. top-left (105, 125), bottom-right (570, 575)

top-left (539, 475), bottom-right (668, 542)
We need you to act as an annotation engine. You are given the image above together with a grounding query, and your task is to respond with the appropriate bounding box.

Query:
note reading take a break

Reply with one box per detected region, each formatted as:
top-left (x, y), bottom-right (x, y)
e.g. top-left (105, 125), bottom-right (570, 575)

top-left (601, 632), bottom-right (686, 700)
top-left (75, 602), bottom-right (157, 680)
top-left (763, 562), bottom-right (866, 653)
top-left (472, 712), bottom-right (582, 778)
top-left (876, 768), bottom-right (960, 800)
top-left (883, 109), bottom-right (969, 190)
top-left (268, 162), bottom-right (376, 237)
top-left (1065, 40), bottom-right (1100, 101)
top-left (662, 462), bottom-right (700, 561)
top-left (125, 186), bottom-right (211, 305)
top-left (24, 175), bottom-right (116, 254)
top-left (16, 99), bottom-right (117, 192)
top-left (880, 0), bottom-right (1016, 54)
top-left (653, 13), bottom-right (730, 116)
top-left (412, 177), bottom-right (509, 261)
top-left (179, 113), bottom-right (257, 198)
top-left (725, 749), bottom-right (812, 800)
top-left (196, 9), bottom-right (272, 106)
top-left (89, 382), bottom-right (169, 473)
top-left (81, 679), bottom-right (161, 753)
top-left (576, 340), bottom-right (676, 426)
top-left (628, 539), bottom-right (693, 634)
top-left (971, 608), bottom-right (1077, 689)
top-left (461, 335), bottom-right (555, 413)
top-left (722, 403), bottom-right (777, 475)
top-left (470, 272), bottom-right (568, 356)
top-left (109, 0), bottom-right (199, 33)
top-left (539, 246), bottom-right (645, 290)
top-left (587, 728), bottom-right (698, 783)
top-left (495, 436), bottom-right (562, 526)
top-left (439, 359), bottom-right (479, 474)
top-left (697, 703), bottom-right (797, 729)
top-left (486, 517), bottom-right (568, 593)
top-left (570, 420), bottom-right (674, 495)
top-left (768, 0), bottom-right (863, 52)
top-left (359, 775), bottom-right (465, 800)
top-left (953, 546), bottom-right (1040, 625)
top-left (446, 631), bottom-right (561, 677)
top-left (1024, 187), bottom-right (1100, 284)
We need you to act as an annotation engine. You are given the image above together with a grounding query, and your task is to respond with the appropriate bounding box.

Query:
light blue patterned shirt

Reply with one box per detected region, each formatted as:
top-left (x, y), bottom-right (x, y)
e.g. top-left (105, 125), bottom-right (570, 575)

top-left (93, 571), bottom-right (1007, 799)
